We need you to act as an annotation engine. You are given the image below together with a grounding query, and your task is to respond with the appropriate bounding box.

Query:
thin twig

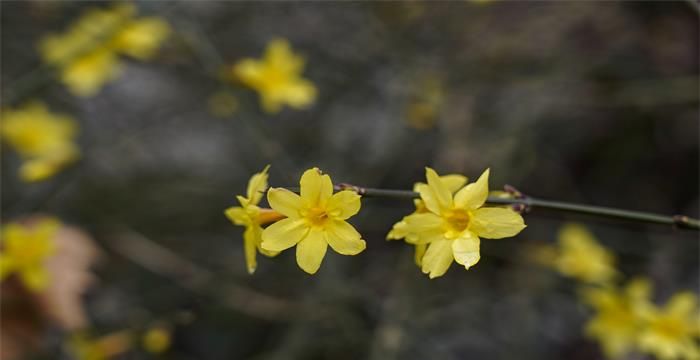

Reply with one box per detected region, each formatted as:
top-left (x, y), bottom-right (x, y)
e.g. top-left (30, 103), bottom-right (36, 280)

top-left (284, 184), bottom-right (700, 230)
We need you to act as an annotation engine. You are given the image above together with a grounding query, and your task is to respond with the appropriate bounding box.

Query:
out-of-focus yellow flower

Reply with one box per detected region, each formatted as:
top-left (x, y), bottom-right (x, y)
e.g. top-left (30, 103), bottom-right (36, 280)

top-left (233, 38), bottom-right (317, 113)
top-left (387, 174), bottom-right (467, 266)
top-left (555, 223), bottom-right (618, 284)
top-left (109, 17), bottom-right (170, 60)
top-left (0, 102), bottom-right (79, 182)
top-left (582, 278), bottom-right (652, 359)
top-left (38, 3), bottom-right (170, 97)
top-left (68, 331), bottom-right (132, 360)
top-left (638, 292), bottom-right (700, 360)
top-left (142, 326), bottom-right (171, 354)
top-left (405, 76), bottom-right (444, 130)
top-left (0, 218), bottom-right (59, 291)
top-left (224, 166), bottom-right (283, 274)
top-left (398, 168), bottom-right (526, 278)
top-left (261, 168), bottom-right (365, 274)
top-left (61, 47), bottom-right (121, 97)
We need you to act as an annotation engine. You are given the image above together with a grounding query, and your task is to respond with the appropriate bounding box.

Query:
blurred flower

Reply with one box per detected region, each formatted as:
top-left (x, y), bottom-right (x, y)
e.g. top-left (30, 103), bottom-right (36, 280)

top-left (142, 326), bottom-right (171, 354)
top-left (638, 292), bottom-right (700, 360)
top-left (233, 38), bottom-right (317, 113)
top-left (0, 102), bottom-right (79, 182)
top-left (262, 168), bottom-right (365, 274)
top-left (399, 168), bottom-right (526, 278)
top-left (68, 332), bottom-right (131, 360)
top-left (38, 3), bottom-right (170, 97)
top-left (207, 90), bottom-right (239, 118)
top-left (109, 17), bottom-right (171, 60)
top-left (555, 223), bottom-right (618, 284)
top-left (387, 174), bottom-right (467, 266)
top-left (224, 166), bottom-right (283, 274)
top-left (404, 75), bottom-right (444, 130)
top-left (582, 278), bottom-right (652, 359)
top-left (0, 218), bottom-right (59, 291)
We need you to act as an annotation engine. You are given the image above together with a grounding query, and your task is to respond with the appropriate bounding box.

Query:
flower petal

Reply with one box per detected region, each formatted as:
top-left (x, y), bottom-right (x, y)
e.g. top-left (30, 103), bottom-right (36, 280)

top-left (419, 167), bottom-right (452, 214)
top-left (441, 174), bottom-right (468, 193)
top-left (296, 229), bottom-right (327, 274)
top-left (246, 165), bottom-right (270, 205)
top-left (454, 168), bottom-right (490, 210)
top-left (243, 226), bottom-right (258, 274)
top-left (20, 267), bottom-right (49, 291)
top-left (666, 292), bottom-right (697, 317)
top-left (414, 243), bottom-right (427, 267)
top-left (326, 220), bottom-right (366, 255)
top-left (470, 207), bottom-right (526, 239)
top-left (267, 187), bottom-right (302, 218)
top-left (327, 190), bottom-right (361, 220)
top-left (224, 206), bottom-right (249, 226)
top-left (300, 168), bottom-right (333, 206)
top-left (421, 239), bottom-right (454, 279)
top-left (261, 218), bottom-right (308, 252)
top-left (452, 232), bottom-right (481, 269)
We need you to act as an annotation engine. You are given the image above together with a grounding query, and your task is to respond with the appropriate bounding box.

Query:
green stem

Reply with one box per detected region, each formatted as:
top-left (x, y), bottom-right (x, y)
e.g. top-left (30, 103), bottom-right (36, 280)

top-left (324, 184), bottom-right (700, 231)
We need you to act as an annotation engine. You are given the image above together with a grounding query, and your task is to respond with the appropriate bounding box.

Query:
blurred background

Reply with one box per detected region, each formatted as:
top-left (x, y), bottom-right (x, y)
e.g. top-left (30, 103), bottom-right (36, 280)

top-left (1, 1), bottom-right (698, 359)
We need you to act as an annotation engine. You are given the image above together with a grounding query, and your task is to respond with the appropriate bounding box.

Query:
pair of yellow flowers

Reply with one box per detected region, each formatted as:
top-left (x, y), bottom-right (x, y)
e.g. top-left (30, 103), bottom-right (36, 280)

top-left (225, 166), bottom-right (526, 278)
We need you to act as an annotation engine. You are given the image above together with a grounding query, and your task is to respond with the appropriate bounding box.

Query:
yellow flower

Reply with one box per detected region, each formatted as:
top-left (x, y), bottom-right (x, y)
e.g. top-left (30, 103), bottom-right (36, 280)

top-left (109, 17), bottom-right (171, 60)
top-left (0, 218), bottom-right (59, 291)
top-left (261, 168), bottom-right (366, 274)
top-left (142, 326), bottom-right (171, 354)
top-left (233, 38), bottom-right (317, 113)
top-left (61, 46), bottom-right (122, 97)
top-left (555, 223), bottom-right (618, 284)
top-left (582, 278), bottom-right (652, 359)
top-left (399, 168), bottom-right (526, 278)
top-left (638, 292), bottom-right (700, 360)
top-left (224, 166), bottom-right (283, 274)
top-left (0, 102), bottom-right (79, 182)
top-left (38, 3), bottom-right (169, 97)
top-left (387, 174), bottom-right (467, 266)
top-left (68, 331), bottom-right (132, 360)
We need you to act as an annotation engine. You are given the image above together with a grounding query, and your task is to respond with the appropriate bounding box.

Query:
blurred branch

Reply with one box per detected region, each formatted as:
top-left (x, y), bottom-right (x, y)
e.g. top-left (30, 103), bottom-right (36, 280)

top-left (106, 229), bottom-right (295, 321)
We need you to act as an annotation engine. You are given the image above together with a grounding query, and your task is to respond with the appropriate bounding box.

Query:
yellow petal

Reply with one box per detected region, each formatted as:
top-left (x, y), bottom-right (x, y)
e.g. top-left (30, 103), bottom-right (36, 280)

top-left (266, 38), bottom-right (304, 73)
top-left (666, 292), bottom-right (697, 317)
top-left (281, 80), bottom-right (317, 109)
top-left (246, 165), bottom-right (270, 205)
top-left (0, 256), bottom-right (16, 280)
top-left (267, 188), bottom-right (302, 218)
top-left (454, 168), bottom-right (490, 210)
top-left (402, 213), bottom-right (444, 243)
top-left (224, 206), bottom-right (249, 226)
top-left (414, 243), bottom-right (427, 267)
top-left (452, 232), bottom-right (480, 269)
top-left (326, 220), bottom-right (366, 255)
top-left (300, 168), bottom-right (333, 206)
top-left (111, 18), bottom-right (170, 60)
top-left (470, 207), bottom-right (526, 239)
top-left (243, 226), bottom-right (258, 274)
top-left (421, 239), bottom-right (454, 279)
top-left (387, 219), bottom-right (409, 240)
top-left (327, 190), bottom-right (361, 220)
top-left (261, 218), bottom-right (308, 251)
top-left (440, 174), bottom-right (468, 193)
top-left (295, 229), bottom-right (327, 274)
top-left (234, 59), bottom-right (263, 85)
top-left (20, 266), bottom-right (48, 291)
top-left (419, 167), bottom-right (452, 214)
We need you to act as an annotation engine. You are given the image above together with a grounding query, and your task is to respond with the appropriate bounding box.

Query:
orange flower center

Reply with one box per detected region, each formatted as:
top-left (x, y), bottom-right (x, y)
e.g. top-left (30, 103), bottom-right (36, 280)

top-left (444, 209), bottom-right (471, 234)
top-left (303, 206), bottom-right (329, 227)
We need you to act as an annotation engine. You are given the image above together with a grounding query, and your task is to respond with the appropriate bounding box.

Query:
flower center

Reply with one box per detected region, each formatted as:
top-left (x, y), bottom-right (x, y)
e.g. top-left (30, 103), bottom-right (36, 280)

top-left (444, 209), bottom-right (471, 234)
top-left (303, 206), bottom-right (329, 227)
